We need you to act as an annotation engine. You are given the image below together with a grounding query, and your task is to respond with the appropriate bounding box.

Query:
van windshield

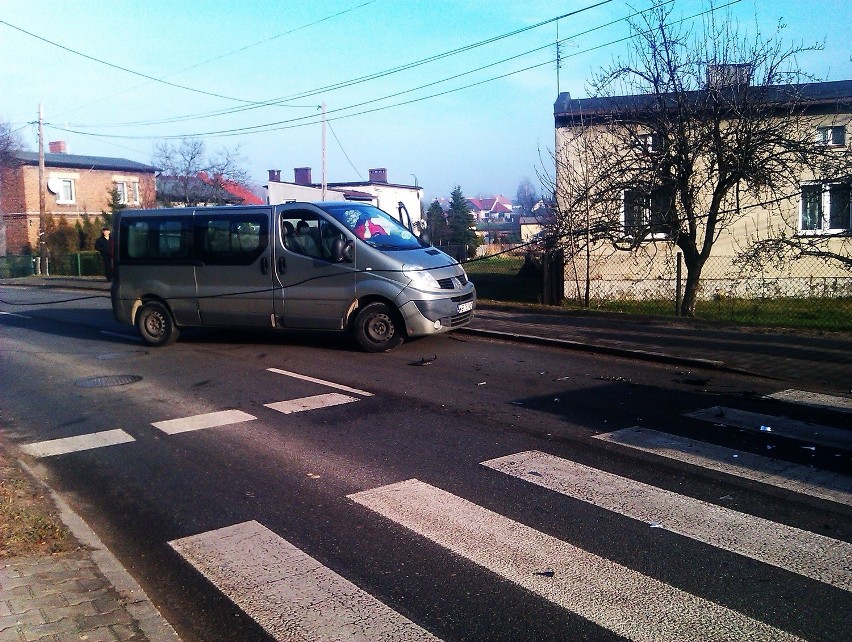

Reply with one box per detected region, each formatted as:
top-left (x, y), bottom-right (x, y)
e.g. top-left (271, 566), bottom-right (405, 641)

top-left (320, 204), bottom-right (423, 250)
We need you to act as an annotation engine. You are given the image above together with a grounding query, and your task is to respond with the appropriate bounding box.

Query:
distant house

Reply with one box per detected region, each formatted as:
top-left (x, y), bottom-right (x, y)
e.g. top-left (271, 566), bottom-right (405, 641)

top-left (467, 195), bottom-right (513, 221)
top-left (265, 167), bottom-right (423, 227)
top-left (0, 143), bottom-right (157, 254)
top-left (156, 171), bottom-right (263, 207)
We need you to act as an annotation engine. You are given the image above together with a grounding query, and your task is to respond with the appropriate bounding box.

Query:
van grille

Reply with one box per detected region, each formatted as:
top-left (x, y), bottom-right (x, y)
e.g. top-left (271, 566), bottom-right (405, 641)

top-left (450, 311), bottom-right (474, 327)
top-left (438, 274), bottom-right (469, 290)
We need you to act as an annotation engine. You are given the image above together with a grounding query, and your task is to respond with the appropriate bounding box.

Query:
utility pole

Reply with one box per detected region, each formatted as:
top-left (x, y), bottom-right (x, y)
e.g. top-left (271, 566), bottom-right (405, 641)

top-left (38, 103), bottom-right (47, 275)
top-left (321, 101), bottom-right (327, 201)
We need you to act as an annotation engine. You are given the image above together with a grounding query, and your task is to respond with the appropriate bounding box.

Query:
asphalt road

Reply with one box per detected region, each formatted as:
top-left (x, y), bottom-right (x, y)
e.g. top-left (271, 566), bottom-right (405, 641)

top-left (1, 285), bottom-right (850, 642)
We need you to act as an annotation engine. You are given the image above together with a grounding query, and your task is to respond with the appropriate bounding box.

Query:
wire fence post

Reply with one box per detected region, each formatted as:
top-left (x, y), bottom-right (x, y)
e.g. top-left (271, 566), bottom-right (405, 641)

top-left (76, 252), bottom-right (82, 276)
top-left (675, 251), bottom-right (683, 317)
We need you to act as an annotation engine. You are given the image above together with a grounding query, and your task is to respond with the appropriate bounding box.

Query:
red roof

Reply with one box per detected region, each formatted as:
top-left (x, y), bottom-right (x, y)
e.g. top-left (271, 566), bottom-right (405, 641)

top-left (198, 172), bottom-right (263, 205)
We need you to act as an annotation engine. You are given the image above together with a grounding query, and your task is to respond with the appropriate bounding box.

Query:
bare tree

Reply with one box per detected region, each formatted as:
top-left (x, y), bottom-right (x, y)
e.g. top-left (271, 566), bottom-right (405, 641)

top-left (552, 1), bottom-right (850, 316)
top-left (0, 120), bottom-right (22, 167)
top-left (152, 138), bottom-right (249, 206)
top-left (515, 178), bottom-right (539, 217)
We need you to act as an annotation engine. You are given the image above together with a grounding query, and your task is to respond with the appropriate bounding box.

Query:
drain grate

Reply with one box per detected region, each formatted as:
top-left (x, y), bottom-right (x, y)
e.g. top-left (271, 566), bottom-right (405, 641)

top-left (75, 374), bottom-right (143, 388)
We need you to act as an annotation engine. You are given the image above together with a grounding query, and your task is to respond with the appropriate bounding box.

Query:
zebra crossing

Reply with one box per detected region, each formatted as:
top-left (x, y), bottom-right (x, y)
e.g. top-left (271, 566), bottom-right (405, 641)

top-left (168, 388), bottom-right (848, 641)
top-left (19, 381), bottom-right (852, 641)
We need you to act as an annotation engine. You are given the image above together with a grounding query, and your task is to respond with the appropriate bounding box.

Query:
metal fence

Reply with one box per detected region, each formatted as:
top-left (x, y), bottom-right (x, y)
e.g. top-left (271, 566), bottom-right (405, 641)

top-left (0, 252), bottom-right (104, 278)
top-left (464, 246), bottom-right (852, 332)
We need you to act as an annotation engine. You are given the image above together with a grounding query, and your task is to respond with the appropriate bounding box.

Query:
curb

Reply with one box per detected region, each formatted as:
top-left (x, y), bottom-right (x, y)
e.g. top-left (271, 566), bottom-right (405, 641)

top-left (458, 326), bottom-right (768, 378)
top-left (19, 460), bottom-right (181, 642)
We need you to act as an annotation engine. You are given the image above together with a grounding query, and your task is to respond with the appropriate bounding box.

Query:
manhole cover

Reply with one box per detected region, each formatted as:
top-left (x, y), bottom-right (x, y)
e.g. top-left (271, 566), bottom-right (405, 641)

top-left (75, 375), bottom-right (143, 388)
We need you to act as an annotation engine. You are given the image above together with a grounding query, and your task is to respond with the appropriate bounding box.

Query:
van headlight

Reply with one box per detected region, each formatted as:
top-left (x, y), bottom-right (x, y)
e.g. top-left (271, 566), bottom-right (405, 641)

top-left (403, 264), bottom-right (440, 290)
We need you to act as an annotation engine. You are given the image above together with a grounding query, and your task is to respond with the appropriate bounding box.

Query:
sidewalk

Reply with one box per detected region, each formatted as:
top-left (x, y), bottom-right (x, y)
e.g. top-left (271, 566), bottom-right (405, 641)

top-left (0, 458), bottom-right (180, 642)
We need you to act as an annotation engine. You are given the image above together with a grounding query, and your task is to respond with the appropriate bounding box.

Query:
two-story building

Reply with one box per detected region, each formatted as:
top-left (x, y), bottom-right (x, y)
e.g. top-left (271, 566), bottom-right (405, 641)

top-left (553, 80), bottom-right (852, 302)
top-left (0, 143), bottom-right (158, 254)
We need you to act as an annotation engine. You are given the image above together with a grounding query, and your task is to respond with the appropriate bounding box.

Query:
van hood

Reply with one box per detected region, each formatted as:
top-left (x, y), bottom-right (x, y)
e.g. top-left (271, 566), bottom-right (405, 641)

top-left (400, 247), bottom-right (463, 274)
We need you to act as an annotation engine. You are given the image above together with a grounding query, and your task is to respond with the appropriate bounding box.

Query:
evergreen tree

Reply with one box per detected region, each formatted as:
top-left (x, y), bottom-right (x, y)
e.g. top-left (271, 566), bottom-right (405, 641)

top-left (100, 187), bottom-right (126, 229)
top-left (425, 200), bottom-right (449, 245)
top-left (447, 185), bottom-right (480, 256)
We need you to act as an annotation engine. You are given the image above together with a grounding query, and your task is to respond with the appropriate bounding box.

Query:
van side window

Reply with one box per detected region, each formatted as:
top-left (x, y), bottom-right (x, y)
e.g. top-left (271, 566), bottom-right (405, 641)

top-left (281, 212), bottom-right (344, 261)
top-left (196, 215), bottom-right (268, 265)
top-left (121, 217), bottom-right (191, 261)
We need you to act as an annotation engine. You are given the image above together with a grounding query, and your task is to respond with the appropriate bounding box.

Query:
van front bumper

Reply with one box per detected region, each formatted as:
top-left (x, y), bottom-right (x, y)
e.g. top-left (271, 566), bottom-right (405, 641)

top-left (397, 288), bottom-right (476, 337)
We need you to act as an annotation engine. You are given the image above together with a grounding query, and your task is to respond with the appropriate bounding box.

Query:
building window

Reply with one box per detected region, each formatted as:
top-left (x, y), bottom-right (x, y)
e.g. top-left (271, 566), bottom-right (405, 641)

top-left (800, 182), bottom-right (851, 232)
top-left (623, 188), bottom-right (673, 237)
top-left (816, 126), bottom-right (846, 146)
top-left (635, 132), bottom-right (662, 152)
top-left (131, 182), bottom-right (140, 204)
top-left (115, 182), bottom-right (127, 204)
top-left (56, 178), bottom-right (75, 204)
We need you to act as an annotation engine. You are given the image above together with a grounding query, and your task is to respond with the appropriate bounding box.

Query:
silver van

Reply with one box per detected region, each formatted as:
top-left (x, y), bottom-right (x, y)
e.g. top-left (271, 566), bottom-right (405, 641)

top-left (110, 202), bottom-right (476, 351)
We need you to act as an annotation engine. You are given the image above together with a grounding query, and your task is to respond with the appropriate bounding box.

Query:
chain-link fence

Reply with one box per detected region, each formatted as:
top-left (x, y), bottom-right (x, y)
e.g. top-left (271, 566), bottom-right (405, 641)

top-left (565, 253), bottom-right (851, 331)
top-left (0, 252), bottom-right (104, 278)
top-left (463, 247), bottom-right (542, 304)
top-left (464, 246), bottom-right (852, 332)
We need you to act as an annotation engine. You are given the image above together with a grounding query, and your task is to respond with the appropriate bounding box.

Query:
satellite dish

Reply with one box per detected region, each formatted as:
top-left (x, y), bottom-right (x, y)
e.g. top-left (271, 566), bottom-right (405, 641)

top-left (46, 177), bottom-right (61, 194)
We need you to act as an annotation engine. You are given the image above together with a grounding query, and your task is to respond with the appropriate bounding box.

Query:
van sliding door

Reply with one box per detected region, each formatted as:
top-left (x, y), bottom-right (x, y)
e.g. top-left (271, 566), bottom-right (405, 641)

top-left (194, 209), bottom-right (274, 327)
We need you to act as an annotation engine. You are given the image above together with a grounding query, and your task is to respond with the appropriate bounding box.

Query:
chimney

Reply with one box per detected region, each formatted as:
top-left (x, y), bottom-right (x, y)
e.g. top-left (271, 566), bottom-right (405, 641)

top-left (369, 168), bottom-right (388, 183)
top-left (49, 141), bottom-right (67, 154)
top-left (268, 169), bottom-right (281, 182)
top-left (294, 167), bottom-right (312, 186)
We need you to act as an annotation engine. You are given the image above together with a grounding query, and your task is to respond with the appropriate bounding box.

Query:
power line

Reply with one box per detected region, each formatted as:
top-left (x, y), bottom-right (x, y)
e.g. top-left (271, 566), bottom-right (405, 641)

top-left (327, 121), bottom-right (364, 181)
top-left (51, 0), bottom-right (378, 122)
top-left (48, 0), bottom-right (728, 141)
top-left (0, 0), bottom-right (379, 111)
top-left (60, 0), bottom-right (617, 130)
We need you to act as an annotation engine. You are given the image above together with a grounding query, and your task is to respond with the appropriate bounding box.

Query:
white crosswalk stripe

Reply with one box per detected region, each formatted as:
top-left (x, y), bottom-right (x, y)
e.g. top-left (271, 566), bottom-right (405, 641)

top-left (685, 405), bottom-right (851, 448)
top-left (21, 429), bottom-right (135, 458)
top-left (151, 409), bottom-right (257, 434)
top-left (482, 450), bottom-right (851, 591)
top-left (169, 520), bottom-right (441, 642)
top-left (766, 389), bottom-right (852, 414)
top-left (349, 479), bottom-right (806, 642)
top-left (594, 427), bottom-right (852, 505)
top-left (265, 392), bottom-right (359, 414)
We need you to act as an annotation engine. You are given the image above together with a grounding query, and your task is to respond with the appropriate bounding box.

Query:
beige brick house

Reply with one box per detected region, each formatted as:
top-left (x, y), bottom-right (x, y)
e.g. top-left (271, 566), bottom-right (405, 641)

top-left (553, 80), bottom-right (852, 301)
top-left (0, 145), bottom-right (158, 254)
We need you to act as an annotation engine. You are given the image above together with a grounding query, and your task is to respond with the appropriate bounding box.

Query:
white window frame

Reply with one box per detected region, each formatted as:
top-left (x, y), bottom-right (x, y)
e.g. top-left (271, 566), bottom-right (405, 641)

top-left (115, 181), bottom-right (128, 204)
top-left (131, 181), bottom-right (140, 204)
top-left (798, 182), bottom-right (852, 234)
top-left (56, 178), bottom-right (76, 204)
top-left (815, 125), bottom-right (846, 147)
top-left (621, 188), bottom-right (672, 240)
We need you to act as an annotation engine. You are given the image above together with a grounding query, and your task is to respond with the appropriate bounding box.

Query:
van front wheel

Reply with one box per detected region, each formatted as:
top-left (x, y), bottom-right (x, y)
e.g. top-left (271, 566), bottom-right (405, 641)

top-left (353, 302), bottom-right (404, 352)
top-left (136, 301), bottom-right (179, 347)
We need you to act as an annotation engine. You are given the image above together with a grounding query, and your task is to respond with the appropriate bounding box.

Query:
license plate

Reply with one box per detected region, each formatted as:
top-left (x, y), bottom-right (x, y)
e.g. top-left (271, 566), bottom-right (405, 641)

top-left (457, 301), bottom-right (473, 314)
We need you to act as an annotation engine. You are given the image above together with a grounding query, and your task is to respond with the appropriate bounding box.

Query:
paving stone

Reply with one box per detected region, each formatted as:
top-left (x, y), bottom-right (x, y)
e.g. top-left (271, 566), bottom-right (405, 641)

top-left (0, 607), bottom-right (46, 631)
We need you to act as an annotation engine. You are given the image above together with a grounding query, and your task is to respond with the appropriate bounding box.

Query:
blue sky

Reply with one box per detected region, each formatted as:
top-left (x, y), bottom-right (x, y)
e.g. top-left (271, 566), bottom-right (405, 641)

top-left (1, 0), bottom-right (850, 202)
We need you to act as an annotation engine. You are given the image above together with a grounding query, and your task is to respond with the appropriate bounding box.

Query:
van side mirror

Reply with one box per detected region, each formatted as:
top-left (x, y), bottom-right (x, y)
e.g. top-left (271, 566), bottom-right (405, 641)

top-left (332, 238), bottom-right (354, 263)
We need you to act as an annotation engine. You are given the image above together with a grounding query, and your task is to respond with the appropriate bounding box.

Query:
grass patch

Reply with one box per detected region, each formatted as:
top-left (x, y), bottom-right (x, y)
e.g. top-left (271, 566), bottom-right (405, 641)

top-left (0, 447), bottom-right (73, 558)
top-left (575, 297), bottom-right (852, 332)
top-left (465, 255), bottom-right (541, 303)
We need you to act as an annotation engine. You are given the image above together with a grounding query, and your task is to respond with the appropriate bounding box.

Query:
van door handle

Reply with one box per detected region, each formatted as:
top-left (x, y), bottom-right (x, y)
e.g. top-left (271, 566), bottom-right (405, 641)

top-left (277, 257), bottom-right (286, 274)
top-left (261, 257), bottom-right (269, 274)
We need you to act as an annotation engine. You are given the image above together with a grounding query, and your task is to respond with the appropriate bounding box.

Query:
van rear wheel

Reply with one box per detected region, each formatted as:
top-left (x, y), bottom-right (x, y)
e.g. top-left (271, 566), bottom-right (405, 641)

top-left (136, 301), bottom-right (179, 347)
top-left (353, 302), bottom-right (404, 352)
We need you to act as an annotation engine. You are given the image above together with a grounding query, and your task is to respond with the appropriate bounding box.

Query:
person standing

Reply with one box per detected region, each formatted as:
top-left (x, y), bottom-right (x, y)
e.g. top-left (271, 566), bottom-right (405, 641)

top-left (94, 226), bottom-right (113, 281)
